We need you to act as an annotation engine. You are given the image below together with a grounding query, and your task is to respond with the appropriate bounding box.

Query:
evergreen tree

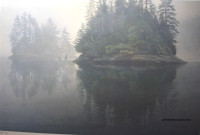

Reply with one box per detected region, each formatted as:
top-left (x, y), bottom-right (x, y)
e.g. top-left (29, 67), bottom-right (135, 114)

top-left (10, 15), bottom-right (22, 48)
top-left (149, 0), bottom-right (157, 17)
top-left (10, 13), bottom-right (41, 56)
top-left (59, 28), bottom-right (70, 53)
top-left (86, 0), bottom-right (96, 25)
top-left (158, 0), bottom-right (179, 54)
top-left (30, 16), bottom-right (40, 45)
top-left (10, 13), bottom-right (72, 59)
top-left (75, 23), bottom-right (88, 54)
top-left (20, 12), bottom-right (28, 45)
top-left (74, 0), bottom-right (179, 58)
top-left (26, 14), bottom-right (40, 46)
top-left (40, 18), bottom-right (59, 58)
top-left (115, 0), bottom-right (126, 14)
top-left (41, 18), bottom-right (58, 47)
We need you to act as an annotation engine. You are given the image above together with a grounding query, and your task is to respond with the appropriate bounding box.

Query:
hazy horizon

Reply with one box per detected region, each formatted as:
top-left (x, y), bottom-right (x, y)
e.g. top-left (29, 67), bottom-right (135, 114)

top-left (1, 0), bottom-right (200, 60)
top-left (0, 0), bottom-right (89, 57)
top-left (0, 1), bottom-right (200, 134)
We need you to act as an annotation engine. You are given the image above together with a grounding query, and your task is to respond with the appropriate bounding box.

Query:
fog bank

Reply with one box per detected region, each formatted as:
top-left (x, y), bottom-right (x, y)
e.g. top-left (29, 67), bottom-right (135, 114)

top-left (1, 0), bottom-right (200, 60)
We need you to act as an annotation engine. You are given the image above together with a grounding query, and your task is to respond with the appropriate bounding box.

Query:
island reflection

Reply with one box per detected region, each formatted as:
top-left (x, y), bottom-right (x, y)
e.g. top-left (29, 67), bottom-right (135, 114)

top-left (6, 60), bottom-right (199, 135)
top-left (77, 63), bottom-right (180, 134)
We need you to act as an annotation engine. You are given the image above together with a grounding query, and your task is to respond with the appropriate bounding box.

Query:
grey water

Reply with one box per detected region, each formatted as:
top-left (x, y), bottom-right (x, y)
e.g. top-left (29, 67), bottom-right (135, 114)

top-left (0, 58), bottom-right (200, 135)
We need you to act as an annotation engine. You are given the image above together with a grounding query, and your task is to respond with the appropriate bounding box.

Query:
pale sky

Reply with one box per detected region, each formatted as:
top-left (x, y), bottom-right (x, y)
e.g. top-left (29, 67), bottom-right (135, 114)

top-left (0, 0), bottom-right (89, 38)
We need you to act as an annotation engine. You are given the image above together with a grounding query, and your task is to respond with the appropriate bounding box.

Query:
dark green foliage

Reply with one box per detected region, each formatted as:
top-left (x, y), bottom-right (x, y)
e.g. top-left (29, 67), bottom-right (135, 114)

top-left (75, 0), bottom-right (179, 59)
top-left (105, 44), bottom-right (133, 55)
top-left (158, 0), bottom-right (179, 55)
top-left (10, 13), bottom-right (72, 59)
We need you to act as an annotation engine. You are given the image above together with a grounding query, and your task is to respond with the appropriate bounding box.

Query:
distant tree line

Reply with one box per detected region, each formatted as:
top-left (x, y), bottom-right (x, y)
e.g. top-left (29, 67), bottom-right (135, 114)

top-left (75, 0), bottom-right (179, 59)
top-left (10, 12), bottom-right (73, 59)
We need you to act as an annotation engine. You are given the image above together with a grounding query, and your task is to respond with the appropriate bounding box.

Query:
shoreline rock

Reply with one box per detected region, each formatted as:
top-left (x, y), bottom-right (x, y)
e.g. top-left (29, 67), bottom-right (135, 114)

top-left (75, 55), bottom-right (186, 66)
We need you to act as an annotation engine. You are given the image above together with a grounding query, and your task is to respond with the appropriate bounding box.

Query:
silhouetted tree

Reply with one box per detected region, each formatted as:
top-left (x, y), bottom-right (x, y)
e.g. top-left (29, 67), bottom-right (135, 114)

top-left (75, 0), bottom-right (179, 58)
top-left (10, 15), bottom-right (22, 54)
top-left (10, 13), bottom-right (72, 59)
top-left (158, 0), bottom-right (179, 55)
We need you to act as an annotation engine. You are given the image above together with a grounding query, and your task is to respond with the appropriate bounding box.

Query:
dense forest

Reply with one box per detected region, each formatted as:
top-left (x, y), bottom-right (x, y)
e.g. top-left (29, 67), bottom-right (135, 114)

top-left (10, 12), bottom-right (74, 60)
top-left (75, 0), bottom-right (179, 60)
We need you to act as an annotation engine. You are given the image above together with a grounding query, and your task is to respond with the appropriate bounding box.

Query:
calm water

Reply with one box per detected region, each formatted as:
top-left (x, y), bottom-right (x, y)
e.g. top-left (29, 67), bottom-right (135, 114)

top-left (0, 58), bottom-right (200, 135)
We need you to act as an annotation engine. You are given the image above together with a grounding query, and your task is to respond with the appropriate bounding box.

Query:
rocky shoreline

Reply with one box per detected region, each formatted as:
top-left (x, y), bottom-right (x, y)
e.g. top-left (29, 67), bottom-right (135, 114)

top-left (75, 55), bottom-right (185, 66)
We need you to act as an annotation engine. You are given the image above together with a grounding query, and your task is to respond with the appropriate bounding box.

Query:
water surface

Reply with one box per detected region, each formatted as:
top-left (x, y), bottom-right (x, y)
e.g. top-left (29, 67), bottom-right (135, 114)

top-left (0, 58), bottom-right (199, 135)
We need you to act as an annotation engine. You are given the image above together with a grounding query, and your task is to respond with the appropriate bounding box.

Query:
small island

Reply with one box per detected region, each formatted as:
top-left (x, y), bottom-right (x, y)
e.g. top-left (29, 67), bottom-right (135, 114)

top-left (75, 0), bottom-right (184, 65)
top-left (9, 13), bottom-right (75, 60)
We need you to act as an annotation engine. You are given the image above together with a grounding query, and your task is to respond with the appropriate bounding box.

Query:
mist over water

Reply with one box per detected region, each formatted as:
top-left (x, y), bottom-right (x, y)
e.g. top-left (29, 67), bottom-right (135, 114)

top-left (0, 1), bottom-right (200, 135)
top-left (175, 1), bottom-right (200, 60)
top-left (0, 58), bottom-right (200, 134)
top-left (0, 1), bottom-right (200, 59)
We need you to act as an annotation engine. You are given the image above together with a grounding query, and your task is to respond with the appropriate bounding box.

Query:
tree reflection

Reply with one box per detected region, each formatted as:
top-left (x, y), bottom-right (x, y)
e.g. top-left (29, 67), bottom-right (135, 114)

top-left (9, 59), bottom-right (78, 99)
top-left (7, 60), bottom-right (198, 134)
top-left (9, 60), bottom-right (59, 98)
top-left (77, 64), bottom-right (178, 134)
